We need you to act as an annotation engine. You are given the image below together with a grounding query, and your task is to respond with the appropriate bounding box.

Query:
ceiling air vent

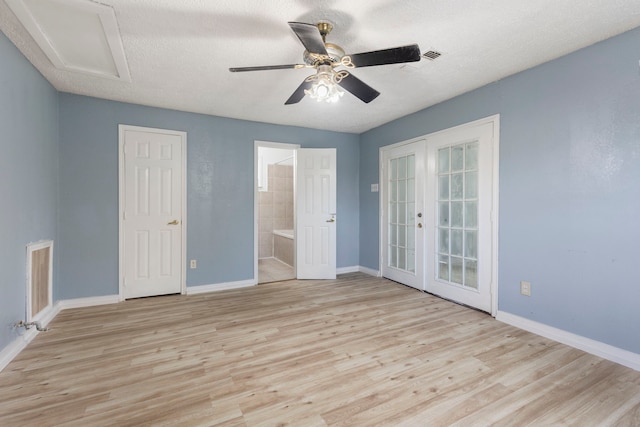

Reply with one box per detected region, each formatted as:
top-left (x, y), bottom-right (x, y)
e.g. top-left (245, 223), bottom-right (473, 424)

top-left (422, 50), bottom-right (442, 60)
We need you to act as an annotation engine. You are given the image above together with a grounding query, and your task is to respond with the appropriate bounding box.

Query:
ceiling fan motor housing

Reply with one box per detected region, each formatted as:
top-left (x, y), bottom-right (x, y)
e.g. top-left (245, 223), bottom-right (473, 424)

top-left (303, 43), bottom-right (345, 66)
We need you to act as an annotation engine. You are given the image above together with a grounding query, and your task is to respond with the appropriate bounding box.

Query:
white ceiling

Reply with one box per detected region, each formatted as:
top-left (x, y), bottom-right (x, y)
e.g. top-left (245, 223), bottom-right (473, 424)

top-left (2, 0), bottom-right (640, 133)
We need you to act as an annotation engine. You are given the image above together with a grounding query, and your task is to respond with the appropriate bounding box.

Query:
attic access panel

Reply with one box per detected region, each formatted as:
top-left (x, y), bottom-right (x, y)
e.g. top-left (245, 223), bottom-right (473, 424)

top-left (6, 0), bottom-right (131, 81)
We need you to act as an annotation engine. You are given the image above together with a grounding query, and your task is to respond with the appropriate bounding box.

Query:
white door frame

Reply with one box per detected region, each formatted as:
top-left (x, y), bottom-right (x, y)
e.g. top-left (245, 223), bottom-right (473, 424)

top-left (118, 124), bottom-right (187, 301)
top-left (253, 140), bottom-right (300, 283)
top-left (379, 114), bottom-right (500, 316)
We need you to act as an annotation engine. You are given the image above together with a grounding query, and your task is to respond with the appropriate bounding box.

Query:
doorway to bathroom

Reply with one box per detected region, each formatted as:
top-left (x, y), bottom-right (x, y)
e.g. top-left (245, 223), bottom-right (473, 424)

top-left (255, 142), bottom-right (299, 284)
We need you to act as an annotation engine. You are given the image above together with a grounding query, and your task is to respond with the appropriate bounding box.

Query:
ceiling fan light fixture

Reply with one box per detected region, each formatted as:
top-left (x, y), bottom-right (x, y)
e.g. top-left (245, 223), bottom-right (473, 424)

top-left (304, 65), bottom-right (344, 103)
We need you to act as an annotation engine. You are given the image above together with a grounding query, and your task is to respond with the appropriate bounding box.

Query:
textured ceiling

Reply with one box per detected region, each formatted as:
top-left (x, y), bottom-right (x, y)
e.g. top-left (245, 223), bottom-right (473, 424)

top-left (2, 0), bottom-right (640, 133)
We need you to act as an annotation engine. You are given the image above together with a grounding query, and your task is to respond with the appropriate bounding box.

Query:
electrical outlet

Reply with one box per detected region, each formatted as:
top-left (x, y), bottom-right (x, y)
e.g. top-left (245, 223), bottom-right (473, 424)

top-left (520, 280), bottom-right (531, 296)
top-left (190, 259), bottom-right (197, 269)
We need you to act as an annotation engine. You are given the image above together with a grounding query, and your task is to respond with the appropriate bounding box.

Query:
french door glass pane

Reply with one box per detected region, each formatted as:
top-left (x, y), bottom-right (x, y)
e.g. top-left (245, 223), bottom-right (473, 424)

top-left (438, 148), bottom-right (450, 173)
top-left (451, 202), bottom-right (463, 227)
top-left (407, 203), bottom-right (415, 226)
top-left (465, 259), bottom-right (478, 288)
top-left (450, 230), bottom-right (463, 256)
top-left (398, 157), bottom-right (407, 179)
top-left (436, 140), bottom-right (480, 289)
top-left (438, 228), bottom-right (449, 253)
top-left (438, 255), bottom-right (449, 281)
top-left (466, 143), bottom-right (478, 170)
top-left (451, 146), bottom-right (464, 171)
top-left (398, 181), bottom-right (407, 202)
top-left (388, 154), bottom-right (416, 274)
top-left (451, 257), bottom-right (463, 284)
top-left (451, 174), bottom-right (463, 199)
top-left (390, 224), bottom-right (397, 245)
top-left (465, 230), bottom-right (477, 259)
top-left (407, 178), bottom-right (415, 202)
top-left (465, 201), bottom-right (477, 227)
top-left (465, 172), bottom-right (478, 198)
top-left (398, 225), bottom-right (406, 247)
top-left (439, 202), bottom-right (449, 226)
top-left (439, 176), bottom-right (449, 200)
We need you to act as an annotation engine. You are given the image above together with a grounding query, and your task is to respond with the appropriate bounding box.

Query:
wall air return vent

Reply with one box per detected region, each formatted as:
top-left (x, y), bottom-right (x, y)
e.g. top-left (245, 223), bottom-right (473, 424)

top-left (6, 0), bottom-right (131, 81)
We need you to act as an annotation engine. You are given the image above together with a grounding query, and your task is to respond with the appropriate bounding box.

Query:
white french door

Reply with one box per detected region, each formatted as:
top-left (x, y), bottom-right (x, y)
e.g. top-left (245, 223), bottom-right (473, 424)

top-left (119, 125), bottom-right (186, 299)
top-left (296, 148), bottom-right (337, 279)
top-left (381, 140), bottom-right (425, 290)
top-left (381, 117), bottom-right (498, 313)
top-left (425, 121), bottom-right (496, 312)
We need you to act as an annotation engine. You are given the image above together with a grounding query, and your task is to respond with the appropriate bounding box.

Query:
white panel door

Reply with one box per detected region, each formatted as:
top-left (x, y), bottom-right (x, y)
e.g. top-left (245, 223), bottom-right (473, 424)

top-left (296, 148), bottom-right (337, 279)
top-left (122, 127), bottom-right (184, 299)
top-left (425, 121), bottom-right (495, 312)
top-left (381, 140), bottom-right (425, 290)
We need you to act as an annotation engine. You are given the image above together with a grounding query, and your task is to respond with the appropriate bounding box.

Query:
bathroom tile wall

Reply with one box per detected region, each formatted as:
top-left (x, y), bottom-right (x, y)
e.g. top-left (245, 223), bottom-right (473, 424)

top-left (258, 164), bottom-right (293, 258)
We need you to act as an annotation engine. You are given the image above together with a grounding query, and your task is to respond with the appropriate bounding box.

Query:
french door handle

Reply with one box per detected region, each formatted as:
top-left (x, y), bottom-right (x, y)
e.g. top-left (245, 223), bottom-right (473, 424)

top-left (326, 218), bottom-right (336, 223)
top-left (168, 220), bottom-right (179, 225)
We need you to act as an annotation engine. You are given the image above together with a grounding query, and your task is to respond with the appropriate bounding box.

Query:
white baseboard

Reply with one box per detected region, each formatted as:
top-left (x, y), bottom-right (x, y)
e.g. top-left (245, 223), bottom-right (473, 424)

top-left (0, 295), bottom-right (119, 373)
top-left (0, 301), bottom-right (60, 373)
top-left (0, 328), bottom-right (38, 373)
top-left (336, 266), bottom-right (380, 276)
top-left (336, 266), bottom-right (359, 274)
top-left (358, 266), bottom-right (381, 277)
top-left (57, 294), bottom-right (120, 310)
top-left (496, 311), bottom-right (640, 372)
top-left (186, 279), bottom-right (256, 295)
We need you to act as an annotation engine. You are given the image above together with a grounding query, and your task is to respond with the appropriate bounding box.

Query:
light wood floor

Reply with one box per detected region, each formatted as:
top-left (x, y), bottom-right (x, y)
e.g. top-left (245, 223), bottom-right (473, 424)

top-left (1, 273), bottom-right (639, 426)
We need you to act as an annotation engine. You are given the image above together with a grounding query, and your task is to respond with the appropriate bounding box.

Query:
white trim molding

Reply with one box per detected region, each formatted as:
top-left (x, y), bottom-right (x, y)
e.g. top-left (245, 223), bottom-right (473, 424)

top-left (56, 295), bottom-right (120, 310)
top-left (497, 311), bottom-right (640, 372)
top-left (335, 266), bottom-right (381, 276)
top-left (358, 266), bottom-right (381, 277)
top-left (336, 266), bottom-right (359, 275)
top-left (186, 279), bottom-right (256, 295)
top-left (0, 328), bottom-right (38, 373)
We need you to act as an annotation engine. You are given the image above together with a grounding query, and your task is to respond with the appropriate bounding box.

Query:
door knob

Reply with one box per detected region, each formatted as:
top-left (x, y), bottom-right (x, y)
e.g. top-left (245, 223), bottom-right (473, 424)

top-left (326, 218), bottom-right (336, 223)
top-left (168, 220), bottom-right (179, 225)
top-left (417, 223), bottom-right (423, 228)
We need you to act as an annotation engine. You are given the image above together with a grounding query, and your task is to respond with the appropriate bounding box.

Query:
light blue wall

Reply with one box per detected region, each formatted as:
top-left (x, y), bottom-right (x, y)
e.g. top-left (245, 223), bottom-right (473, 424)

top-left (2, 23), bottom-right (639, 360)
top-left (360, 27), bottom-right (640, 353)
top-left (0, 33), bottom-right (58, 351)
top-left (57, 94), bottom-right (360, 299)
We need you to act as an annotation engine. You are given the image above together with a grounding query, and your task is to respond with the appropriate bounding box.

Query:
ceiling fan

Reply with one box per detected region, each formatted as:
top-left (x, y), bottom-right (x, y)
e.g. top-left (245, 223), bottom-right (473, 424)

top-left (229, 21), bottom-right (421, 105)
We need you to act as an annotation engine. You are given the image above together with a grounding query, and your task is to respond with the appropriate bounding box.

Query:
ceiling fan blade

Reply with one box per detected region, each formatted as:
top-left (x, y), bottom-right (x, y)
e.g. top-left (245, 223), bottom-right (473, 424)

top-left (349, 44), bottom-right (421, 68)
top-left (285, 79), bottom-right (313, 105)
top-left (288, 22), bottom-right (328, 55)
top-left (337, 73), bottom-right (380, 103)
top-left (229, 64), bottom-right (306, 72)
